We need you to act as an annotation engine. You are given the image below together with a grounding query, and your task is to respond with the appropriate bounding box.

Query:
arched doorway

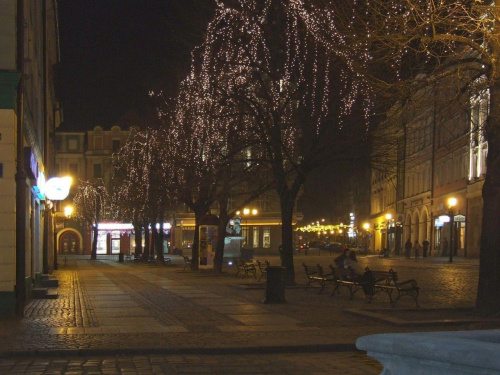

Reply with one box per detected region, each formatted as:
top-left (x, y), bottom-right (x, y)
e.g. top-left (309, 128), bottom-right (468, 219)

top-left (404, 213), bottom-right (412, 243)
top-left (59, 229), bottom-right (82, 254)
top-left (421, 210), bottom-right (429, 242)
top-left (412, 211), bottom-right (420, 243)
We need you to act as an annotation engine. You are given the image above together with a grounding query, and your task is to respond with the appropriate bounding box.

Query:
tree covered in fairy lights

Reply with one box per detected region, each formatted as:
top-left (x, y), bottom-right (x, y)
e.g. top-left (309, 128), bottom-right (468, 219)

top-left (193, 0), bottom-right (370, 283)
top-left (73, 179), bottom-right (109, 260)
top-left (112, 128), bottom-right (150, 259)
top-left (155, 64), bottom-right (274, 271)
top-left (113, 127), bottom-right (176, 264)
top-left (294, 0), bottom-right (500, 314)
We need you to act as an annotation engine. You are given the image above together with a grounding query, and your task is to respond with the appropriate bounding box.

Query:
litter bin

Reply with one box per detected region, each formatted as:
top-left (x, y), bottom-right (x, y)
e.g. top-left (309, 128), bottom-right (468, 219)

top-left (118, 253), bottom-right (124, 263)
top-left (264, 266), bottom-right (286, 303)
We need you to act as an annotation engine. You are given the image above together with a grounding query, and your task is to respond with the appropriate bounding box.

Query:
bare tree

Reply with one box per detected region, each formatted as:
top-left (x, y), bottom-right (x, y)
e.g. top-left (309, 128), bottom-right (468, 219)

top-left (156, 70), bottom-right (273, 272)
top-left (73, 180), bottom-right (109, 260)
top-left (113, 129), bottom-right (149, 258)
top-left (196, 0), bottom-right (368, 284)
top-left (295, 0), bottom-right (500, 314)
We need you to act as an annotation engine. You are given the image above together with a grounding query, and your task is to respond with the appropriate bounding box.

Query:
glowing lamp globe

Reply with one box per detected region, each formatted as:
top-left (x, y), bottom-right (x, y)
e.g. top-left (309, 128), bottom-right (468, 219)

top-left (44, 177), bottom-right (72, 201)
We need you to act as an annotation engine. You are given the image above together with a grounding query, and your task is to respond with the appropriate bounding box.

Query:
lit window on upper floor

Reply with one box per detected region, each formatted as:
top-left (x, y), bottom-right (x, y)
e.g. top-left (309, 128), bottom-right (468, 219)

top-left (68, 139), bottom-right (78, 151)
top-left (93, 164), bottom-right (102, 178)
top-left (55, 135), bottom-right (62, 151)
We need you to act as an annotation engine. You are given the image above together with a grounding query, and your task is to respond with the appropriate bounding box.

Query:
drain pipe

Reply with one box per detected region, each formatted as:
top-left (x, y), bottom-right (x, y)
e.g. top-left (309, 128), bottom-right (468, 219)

top-left (15, 0), bottom-right (27, 317)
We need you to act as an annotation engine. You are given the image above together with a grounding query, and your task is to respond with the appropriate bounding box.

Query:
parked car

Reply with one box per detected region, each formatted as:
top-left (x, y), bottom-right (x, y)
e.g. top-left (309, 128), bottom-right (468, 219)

top-left (298, 242), bottom-right (309, 252)
top-left (308, 240), bottom-right (325, 248)
top-left (322, 242), bottom-right (343, 253)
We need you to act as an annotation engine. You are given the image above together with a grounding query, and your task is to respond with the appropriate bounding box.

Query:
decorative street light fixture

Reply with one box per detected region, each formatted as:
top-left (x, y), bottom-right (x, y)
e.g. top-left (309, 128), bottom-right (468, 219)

top-left (385, 213), bottom-right (392, 252)
top-left (64, 205), bottom-right (73, 219)
top-left (362, 222), bottom-right (370, 254)
top-left (448, 197), bottom-right (457, 263)
top-left (44, 176), bottom-right (72, 270)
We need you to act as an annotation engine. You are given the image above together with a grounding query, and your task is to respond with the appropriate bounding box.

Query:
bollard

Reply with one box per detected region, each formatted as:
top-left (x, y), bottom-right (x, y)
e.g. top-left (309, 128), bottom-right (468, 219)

top-left (264, 266), bottom-right (286, 303)
top-left (118, 252), bottom-right (124, 263)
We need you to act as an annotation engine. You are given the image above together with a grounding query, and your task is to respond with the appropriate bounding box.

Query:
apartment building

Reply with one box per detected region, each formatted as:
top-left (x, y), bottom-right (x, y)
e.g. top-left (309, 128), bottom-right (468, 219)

top-left (55, 122), bottom-right (297, 258)
top-left (369, 82), bottom-right (486, 258)
top-left (0, 0), bottom-right (61, 315)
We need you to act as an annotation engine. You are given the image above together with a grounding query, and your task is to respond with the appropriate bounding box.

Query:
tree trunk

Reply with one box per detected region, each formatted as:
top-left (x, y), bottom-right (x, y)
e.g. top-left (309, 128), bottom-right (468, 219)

top-left (213, 197), bottom-right (230, 274)
top-left (143, 224), bottom-right (150, 260)
top-left (151, 224), bottom-right (158, 261)
top-left (191, 218), bottom-right (200, 271)
top-left (156, 220), bottom-right (165, 264)
top-left (91, 224), bottom-right (98, 260)
top-left (133, 222), bottom-right (143, 258)
top-left (280, 199), bottom-right (296, 286)
top-left (476, 82), bottom-right (500, 315)
top-left (213, 217), bottom-right (228, 274)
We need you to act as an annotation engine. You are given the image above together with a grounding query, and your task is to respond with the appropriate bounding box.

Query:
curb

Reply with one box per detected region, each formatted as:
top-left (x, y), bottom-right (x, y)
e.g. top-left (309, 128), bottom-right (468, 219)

top-left (0, 343), bottom-right (358, 359)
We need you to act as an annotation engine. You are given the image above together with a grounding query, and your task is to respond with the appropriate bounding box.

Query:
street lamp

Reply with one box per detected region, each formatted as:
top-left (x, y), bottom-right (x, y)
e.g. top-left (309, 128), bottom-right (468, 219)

top-left (362, 222), bottom-right (370, 254)
top-left (385, 213), bottom-right (392, 252)
top-left (448, 197), bottom-right (457, 263)
top-left (44, 176), bottom-right (72, 270)
top-left (64, 205), bottom-right (73, 219)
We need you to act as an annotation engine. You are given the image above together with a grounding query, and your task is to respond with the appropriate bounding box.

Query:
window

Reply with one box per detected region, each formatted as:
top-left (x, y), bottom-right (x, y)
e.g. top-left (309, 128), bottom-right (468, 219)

top-left (96, 232), bottom-right (107, 254)
top-left (252, 227), bottom-right (259, 248)
top-left (111, 231), bottom-right (121, 254)
top-left (112, 139), bottom-right (121, 152)
top-left (69, 163), bottom-right (78, 177)
top-left (263, 226), bottom-right (271, 248)
top-left (55, 135), bottom-right (62, 151)
top-left (68, 138), bottom-right (78, 151)
top-left (241, 227), bottom-right (249, 246)
top-left (94, 136), bottom-right (103, 150)
top-left (93, 163), bottom-right (102, 178)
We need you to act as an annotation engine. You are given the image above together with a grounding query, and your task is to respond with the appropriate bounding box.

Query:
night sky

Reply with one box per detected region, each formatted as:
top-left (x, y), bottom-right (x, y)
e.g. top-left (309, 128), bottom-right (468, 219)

top-left (57, 0), bottom-right (215, 130)
top-left (55, 0), bottom-right (362, 222)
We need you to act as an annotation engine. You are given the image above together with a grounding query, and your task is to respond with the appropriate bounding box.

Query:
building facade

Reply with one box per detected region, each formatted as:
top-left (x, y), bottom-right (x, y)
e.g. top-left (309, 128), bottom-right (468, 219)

top-left (369, 83), bottom-right (487, 258)
top-left (55, 123), bottom-right (299, 259)
top-left (0, 0), bottom-right (61, 315)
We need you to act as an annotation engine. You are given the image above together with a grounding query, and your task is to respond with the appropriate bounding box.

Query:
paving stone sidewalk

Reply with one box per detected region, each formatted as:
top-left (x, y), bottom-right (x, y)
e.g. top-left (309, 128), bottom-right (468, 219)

top-left (0, 253), bottom-right (496, 374)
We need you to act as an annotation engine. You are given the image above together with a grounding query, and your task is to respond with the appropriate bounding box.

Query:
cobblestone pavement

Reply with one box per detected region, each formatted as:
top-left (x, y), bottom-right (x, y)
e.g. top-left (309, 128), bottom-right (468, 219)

top-left (0, 352), bottom-right (382, 374)
top-left (0, 253), bottom-right (497, 374)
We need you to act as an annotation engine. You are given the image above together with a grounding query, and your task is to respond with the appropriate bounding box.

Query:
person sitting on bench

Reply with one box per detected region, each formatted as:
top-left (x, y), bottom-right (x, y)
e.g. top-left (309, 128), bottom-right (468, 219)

top-left (344, 250), bottom-right (373, 296)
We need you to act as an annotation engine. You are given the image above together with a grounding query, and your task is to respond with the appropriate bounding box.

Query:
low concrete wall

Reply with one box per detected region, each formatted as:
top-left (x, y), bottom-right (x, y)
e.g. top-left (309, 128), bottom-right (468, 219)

top-left (356, 329), bottom-right (500, 375)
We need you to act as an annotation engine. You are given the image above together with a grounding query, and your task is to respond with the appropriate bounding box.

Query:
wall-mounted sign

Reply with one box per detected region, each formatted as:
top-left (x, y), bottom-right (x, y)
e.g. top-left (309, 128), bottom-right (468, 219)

top-left (454, 215), bottom-right (466, 222)
top-left (24, 147), bottom-right (38, 180)
top-left (438, 215), bottom-right (450, 223)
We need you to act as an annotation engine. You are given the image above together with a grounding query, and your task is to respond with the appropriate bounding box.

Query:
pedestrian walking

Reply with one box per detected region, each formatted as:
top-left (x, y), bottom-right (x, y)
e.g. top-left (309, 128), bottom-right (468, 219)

top-left (414, 240), bottom-right (421, 258)
top-left (422, 239), bottom-right (430, 257)
top-left (404, 238), bottom-right (412, 259)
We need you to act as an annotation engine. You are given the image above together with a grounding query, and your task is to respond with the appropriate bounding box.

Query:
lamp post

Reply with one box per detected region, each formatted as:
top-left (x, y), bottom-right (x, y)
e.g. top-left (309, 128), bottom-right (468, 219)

top-left (448, 197), bottom-right (457, 263)
top-left (385, 213), bottom-right (392, 252)
top-left (362, 222), bottom-right (370, 254)
top-left (45, 177), bottom-right (72, 270)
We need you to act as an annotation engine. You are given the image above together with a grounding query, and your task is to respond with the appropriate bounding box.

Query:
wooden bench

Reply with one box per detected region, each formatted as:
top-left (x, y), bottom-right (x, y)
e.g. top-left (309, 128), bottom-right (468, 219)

top-left (303, 263), bottom-right (334, 293)
top-left (365, 268), bottom-right (420, 307)
top-left (236, 260), bottom-right (257, 278)
top-left (256, 260), bottom-right (270, 282)
top-left (183, 256), bottom-right (191, 271)
top-left (329, 265), bottom-right (367, 300)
